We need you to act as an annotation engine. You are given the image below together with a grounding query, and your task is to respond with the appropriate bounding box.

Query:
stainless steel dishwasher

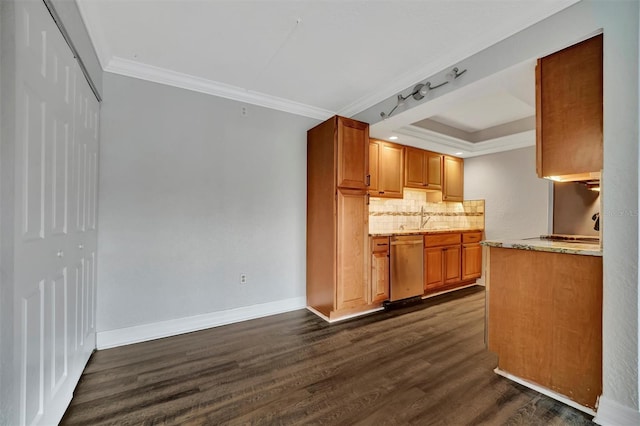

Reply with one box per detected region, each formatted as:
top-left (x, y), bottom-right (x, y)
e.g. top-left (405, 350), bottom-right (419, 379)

top-left (390, 235), bottom-right (424, 301)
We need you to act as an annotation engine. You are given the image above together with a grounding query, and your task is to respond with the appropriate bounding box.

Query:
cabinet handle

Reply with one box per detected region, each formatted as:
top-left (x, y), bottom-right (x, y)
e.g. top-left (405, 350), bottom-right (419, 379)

top-left (366, 193), bottom-right (370, 205)
top-left (379, 191), bottom-right (384, 195)
top-left (366, 175), bottom-right (371, 186)
top-left (78, 244), bottom-right (84, 249)
top-left (56, 250), bottom-right (64, 258)
top-left (376, 243), bottom-right (388, 246)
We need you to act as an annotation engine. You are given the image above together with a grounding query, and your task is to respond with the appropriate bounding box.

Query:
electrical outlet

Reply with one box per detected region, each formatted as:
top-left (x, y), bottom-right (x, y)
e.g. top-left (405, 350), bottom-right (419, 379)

top-left (240, 273), bottom-right (247, 284)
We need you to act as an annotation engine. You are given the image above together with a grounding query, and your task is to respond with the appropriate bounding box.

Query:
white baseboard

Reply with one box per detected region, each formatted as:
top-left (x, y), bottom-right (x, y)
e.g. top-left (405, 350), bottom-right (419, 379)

top-left (96, 297), bottom-right (306, 350)
top-left (593, 395), bottom-right (640, 426)
top-left (494, 368), bottom-right (596, 416)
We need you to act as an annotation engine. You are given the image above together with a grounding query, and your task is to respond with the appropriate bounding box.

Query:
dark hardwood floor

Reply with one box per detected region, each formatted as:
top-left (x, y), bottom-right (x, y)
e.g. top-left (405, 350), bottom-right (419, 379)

top-left (61, 286), bottom-right (595, 425)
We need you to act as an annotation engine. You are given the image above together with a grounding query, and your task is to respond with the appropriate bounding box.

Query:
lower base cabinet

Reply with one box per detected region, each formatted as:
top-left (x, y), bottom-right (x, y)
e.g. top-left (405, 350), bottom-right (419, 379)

top-left (424, 231), bottom-right (482, 294)
top-left (462, 232), bottom-right (483, 280)
top-left (370, 237), bottom-right (390, 303)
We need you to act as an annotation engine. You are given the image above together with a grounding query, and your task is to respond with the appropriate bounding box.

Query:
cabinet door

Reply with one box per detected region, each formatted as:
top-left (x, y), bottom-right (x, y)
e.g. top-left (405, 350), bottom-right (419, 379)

top-left (426, 152), bottom-right (443, 189)
top-left (378, 142), bottom-right (404, 198)
top-left (404, 147), bottom-right (426, 188)
top-left (536, 34), bottom-right (602, 178)
top-left (443, 245), bottom-right (462, 284)
top-left (337, 117), bottom-right (369, 190)
top-left (462, 243), bottom-right (482, 280)
top-left (443, 156), bottom-right (464, 202)
top-left (336, 190), bottom-right (368, 310)
top-left (424, 247), bottom-right (444, 291)
top-left (371, 251), bottom-right (390, 303)
top-left (368, 142), bottom-right (379, 193)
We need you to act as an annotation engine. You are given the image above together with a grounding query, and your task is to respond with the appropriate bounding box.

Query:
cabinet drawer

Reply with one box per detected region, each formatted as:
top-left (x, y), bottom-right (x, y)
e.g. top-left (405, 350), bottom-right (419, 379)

top-left (372, 237), bottom-right (390, 253)
top-left (424, 233), bottom-right (461, 247)
top-left (462, 232), bottom-right (482, 243)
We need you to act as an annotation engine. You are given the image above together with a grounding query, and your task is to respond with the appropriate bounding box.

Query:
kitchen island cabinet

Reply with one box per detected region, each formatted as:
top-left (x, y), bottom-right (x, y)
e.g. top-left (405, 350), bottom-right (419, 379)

top-left (483, 240), bottom-right (602, 410)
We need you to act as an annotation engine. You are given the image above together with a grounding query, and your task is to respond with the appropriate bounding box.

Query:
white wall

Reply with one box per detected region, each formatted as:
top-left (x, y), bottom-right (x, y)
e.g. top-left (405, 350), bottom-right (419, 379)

top-left (97, 73), bottom-right (317, 337)
top-left (465, 147), bottom-right (549, 240)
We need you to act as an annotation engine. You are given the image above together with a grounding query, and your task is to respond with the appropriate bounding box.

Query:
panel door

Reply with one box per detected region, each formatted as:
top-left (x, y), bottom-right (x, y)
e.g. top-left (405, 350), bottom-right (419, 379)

top-left (424, 247), bottom-right (443, 291)
top-left (368, 141), bottom-right (379, 193)
top-left (336, 117), bottom-right (369, 190)
top-left (462, 244), bottom-right (482, 280)
top-left (426, 152), bottom-right (443, 189)
top-left (405, 147), bottom-right (425, 188)
top-left (378, 142), bottom-right (403, 198)
top-left (13, 2), bottom-right (98, 425)
top-left (336, 190), bottom-right (368, 311)
top-left (443, 245), bottom-right (462, 284)
top-left (443, 156), bottom-right (464, 202)
top-left (371, 251), bottom-right (390, 303)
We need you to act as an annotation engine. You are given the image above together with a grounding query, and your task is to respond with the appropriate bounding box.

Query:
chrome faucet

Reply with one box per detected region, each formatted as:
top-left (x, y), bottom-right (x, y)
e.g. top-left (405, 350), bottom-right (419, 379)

top-left (420, 206), bottom-right (431, 229)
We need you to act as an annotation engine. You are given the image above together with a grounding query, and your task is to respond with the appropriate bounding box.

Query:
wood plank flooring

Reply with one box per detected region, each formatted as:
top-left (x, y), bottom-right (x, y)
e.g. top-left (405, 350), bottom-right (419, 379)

top-left (61, 286), bottom-right (595, 425)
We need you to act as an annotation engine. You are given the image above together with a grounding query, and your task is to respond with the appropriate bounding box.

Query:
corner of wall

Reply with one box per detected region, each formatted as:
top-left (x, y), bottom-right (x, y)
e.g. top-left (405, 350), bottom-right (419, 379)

top-left (593, 395), bottom-right (640, 426)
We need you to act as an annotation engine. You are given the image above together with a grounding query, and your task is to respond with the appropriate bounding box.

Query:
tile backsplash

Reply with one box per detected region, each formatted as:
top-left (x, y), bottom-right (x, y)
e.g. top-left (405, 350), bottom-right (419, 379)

top-left (369, 189), bottom-right (484, 233)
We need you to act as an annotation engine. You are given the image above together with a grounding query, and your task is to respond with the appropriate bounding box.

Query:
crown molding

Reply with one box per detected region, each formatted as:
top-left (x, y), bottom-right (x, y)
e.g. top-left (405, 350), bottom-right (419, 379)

top-left (105, 57), bottom-right (335, 120)
top-left (397, 125), bottom-right (535, 157)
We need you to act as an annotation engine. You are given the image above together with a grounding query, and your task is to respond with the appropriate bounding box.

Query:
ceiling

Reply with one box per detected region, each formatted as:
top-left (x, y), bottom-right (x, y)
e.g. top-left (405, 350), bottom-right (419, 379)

top-left (77, 0), bottom-right (578, 150)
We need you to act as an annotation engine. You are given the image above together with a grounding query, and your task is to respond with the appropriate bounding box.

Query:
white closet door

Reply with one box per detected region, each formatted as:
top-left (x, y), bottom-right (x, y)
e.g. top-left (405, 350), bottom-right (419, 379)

top-left (13, 1), bottom-right (99, 425)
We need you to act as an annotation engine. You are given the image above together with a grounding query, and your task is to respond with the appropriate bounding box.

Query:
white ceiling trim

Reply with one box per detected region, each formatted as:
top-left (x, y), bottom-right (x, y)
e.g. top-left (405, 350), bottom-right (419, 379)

top-left (397, 125), bottom-right (535, 158)
top-left (104, 57), bottom-right (335, 121)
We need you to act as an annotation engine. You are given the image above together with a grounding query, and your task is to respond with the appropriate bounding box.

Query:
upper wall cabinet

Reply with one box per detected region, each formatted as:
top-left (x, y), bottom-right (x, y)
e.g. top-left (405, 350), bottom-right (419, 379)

top-left (369, 139), bottom-right (404, 198)
top-left (536, 34), bottom-right (603, 181)
top-left (337, 116), bottom-right (369, 190)
top-left (443, 156), bottom-right (464, 202)
top-left (404, 147), bottom-right (442, 190)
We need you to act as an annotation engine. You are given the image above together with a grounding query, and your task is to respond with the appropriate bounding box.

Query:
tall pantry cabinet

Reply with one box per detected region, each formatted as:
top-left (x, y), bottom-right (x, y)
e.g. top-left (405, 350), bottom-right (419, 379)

top-left (307, 116), bottom-right (371, 320)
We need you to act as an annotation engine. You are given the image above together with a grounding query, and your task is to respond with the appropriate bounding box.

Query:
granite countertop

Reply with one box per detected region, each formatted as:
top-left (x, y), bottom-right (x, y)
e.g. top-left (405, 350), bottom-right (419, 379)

top-left (369, 228), bottom-right (484, 237)
top-left (481, 237), bottom-right (602, 257)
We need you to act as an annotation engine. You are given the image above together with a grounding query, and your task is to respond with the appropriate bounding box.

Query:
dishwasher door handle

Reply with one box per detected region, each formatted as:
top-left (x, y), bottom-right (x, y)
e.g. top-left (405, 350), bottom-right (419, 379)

top-left (390, 240), bottom-right (423, 246)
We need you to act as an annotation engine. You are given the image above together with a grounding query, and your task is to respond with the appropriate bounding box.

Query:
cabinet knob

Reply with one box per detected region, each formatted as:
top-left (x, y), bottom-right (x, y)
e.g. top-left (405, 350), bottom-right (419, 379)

top-left (56, 250), bottom-right (64, 258)
top-left (78, 244), bottom-right (84, 249)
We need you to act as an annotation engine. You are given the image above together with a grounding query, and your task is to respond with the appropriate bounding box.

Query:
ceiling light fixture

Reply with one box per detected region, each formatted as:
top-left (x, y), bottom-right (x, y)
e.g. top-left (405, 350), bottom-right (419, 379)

top-left (389, 136), bottom-right (398, 140)
top-left (380, 66), bottom-right (468, 119)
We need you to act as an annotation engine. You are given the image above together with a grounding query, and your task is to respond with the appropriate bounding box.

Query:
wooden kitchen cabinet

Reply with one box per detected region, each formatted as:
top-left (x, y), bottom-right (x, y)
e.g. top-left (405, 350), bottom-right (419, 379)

top-left (404, 147), bottom-right (442, 190)
top-left (370, 236), bottom-right (390, 303)
top-left (307, 116), bottom-right (370, 320)
top-left (462, 232), bottom-right (483, 280)
top-left (487, 247), bottom-right (602, 408)
top-left (536, 34), bottom-right (603, 180)
top-left (369, 139), bottom-right (404, 198)
top-left (337, 116), bottom-right (370, 190)
top-left (424, 231), bottom-right (482, 294)
top-left (336, 189), bottom-right (369, 311)
top-left (424, 233), bottom-right (462, 293)
top-left (443, 155), bottom-right (464, 202)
